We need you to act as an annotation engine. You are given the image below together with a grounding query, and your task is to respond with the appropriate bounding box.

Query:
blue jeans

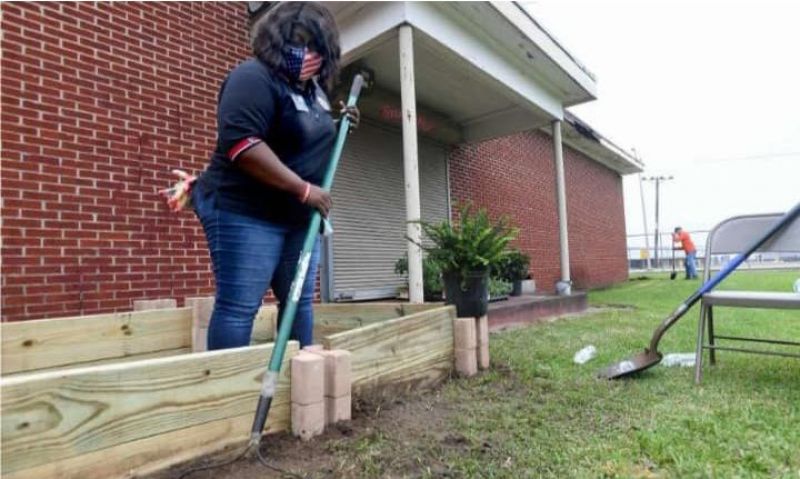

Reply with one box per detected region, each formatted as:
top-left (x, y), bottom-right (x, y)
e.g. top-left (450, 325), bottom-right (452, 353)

top-left (193, 187), bottom-right (320, 350)
top-left (685, 251), bottom-right (698, 279)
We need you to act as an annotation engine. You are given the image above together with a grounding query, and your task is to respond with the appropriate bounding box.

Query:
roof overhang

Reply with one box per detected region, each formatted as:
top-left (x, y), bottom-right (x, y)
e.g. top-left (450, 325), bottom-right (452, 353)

top-left (319, 2), bottom-right (639, 174)
top-left (548, 112), bottom-right (644, 175)
top-left (327, 1), bottom-right (598, 143)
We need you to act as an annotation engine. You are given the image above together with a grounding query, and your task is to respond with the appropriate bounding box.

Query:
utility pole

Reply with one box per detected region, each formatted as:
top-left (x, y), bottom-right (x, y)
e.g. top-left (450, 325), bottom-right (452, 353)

top-left (642, 175), bottom-right (673, 269)
top-left (634, 150), bottom-right (651, 270)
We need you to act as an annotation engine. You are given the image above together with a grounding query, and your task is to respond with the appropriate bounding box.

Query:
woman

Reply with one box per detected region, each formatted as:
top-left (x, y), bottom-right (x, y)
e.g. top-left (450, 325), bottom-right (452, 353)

top-left (192, 2), bottom-right (358, 350)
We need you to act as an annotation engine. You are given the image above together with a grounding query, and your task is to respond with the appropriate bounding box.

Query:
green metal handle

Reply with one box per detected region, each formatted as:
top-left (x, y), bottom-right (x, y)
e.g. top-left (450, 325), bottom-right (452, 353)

top-left (250, 74), bottom-right (366, 444)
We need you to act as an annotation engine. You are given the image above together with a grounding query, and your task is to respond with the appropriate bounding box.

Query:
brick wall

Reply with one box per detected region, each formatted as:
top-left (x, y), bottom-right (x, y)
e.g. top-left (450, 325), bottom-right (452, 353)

top-left (0, 3), bottom-right (629, 321)
top-left (448, 129), bottom-right (629, 292)
top-left (1, 2), bottom-right (249, 321)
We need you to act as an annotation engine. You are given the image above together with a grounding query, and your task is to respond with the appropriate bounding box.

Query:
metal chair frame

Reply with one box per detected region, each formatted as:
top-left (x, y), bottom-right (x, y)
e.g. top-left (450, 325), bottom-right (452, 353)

top-left (694, 212), bottom-right (800, 384)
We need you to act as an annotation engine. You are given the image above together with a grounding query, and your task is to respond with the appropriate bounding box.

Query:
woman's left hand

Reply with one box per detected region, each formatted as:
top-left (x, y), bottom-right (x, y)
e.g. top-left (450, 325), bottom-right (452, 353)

top-left (338, 101), bottom-right (360, 132)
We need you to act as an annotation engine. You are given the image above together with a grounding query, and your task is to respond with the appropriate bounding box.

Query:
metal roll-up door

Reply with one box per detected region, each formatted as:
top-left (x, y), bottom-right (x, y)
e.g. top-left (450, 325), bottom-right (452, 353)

top-left (328, 123), bottom-right (449, 301)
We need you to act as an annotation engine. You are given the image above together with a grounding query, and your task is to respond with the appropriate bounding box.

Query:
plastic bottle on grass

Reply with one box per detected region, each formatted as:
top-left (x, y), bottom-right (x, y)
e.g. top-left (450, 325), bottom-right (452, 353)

top-left (573, 345), bottom-right (597, 365)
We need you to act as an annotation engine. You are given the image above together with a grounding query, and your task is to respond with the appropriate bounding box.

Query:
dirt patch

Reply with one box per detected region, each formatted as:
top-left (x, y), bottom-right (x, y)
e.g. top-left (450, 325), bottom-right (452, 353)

top-left (156, 386), bottom-right (466, 479)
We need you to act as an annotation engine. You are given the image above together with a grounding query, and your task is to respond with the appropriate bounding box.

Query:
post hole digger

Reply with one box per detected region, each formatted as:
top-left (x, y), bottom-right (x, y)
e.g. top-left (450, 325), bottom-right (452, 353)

top-left (173, 71), bottom-right (370, 479)
top-left (598, 201), bottom-right (800, 379)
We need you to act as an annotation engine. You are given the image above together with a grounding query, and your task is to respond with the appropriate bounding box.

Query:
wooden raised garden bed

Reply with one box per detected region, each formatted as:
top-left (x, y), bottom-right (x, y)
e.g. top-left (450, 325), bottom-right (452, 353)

top-left (1, 301), bottom-right (456, 479)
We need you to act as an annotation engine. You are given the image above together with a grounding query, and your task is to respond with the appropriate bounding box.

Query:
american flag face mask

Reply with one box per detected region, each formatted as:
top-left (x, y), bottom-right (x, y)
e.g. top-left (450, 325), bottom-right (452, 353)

top-left (283, 44), bottom-right (322, 82)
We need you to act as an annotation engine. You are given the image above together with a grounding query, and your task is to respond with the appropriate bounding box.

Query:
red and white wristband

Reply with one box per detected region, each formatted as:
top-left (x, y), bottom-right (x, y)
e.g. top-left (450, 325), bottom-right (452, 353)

top-left (300, 182), bottom-right (311, 204)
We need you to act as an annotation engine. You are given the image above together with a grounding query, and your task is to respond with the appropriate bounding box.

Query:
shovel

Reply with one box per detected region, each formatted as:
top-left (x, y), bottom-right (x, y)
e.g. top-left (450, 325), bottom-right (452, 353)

top-left (248, 72), bottom-right (369, 445)
top-left (670, 244), bottom-right (677, 280)
top-left (598, 201), bottom-right (800, 379)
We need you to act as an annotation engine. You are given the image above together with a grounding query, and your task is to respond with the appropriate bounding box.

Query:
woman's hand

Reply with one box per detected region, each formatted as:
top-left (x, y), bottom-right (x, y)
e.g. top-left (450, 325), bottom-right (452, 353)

top-left (305, 183), bottom-right (332, 217)
top-left (338, 101), bottom-right (360, 132)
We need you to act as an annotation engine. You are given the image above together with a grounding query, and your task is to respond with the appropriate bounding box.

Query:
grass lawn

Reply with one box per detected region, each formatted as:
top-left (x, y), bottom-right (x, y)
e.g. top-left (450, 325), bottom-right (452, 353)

top-left (178, 270), bottom-right (799, 479)
top-left (342, 270), bottom-right (800, 478)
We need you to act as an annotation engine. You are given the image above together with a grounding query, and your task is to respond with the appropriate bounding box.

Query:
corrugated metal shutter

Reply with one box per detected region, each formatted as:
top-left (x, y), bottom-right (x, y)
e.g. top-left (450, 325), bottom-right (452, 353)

top-left (329, 123), bottom-right (449, 301)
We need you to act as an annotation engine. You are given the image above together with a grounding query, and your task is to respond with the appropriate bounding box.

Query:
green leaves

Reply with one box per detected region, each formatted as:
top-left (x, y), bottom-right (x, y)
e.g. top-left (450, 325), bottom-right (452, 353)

top-left (495, 249), bottom-right (531, 282)
top-left (410, 203), bottom-right (519, 281)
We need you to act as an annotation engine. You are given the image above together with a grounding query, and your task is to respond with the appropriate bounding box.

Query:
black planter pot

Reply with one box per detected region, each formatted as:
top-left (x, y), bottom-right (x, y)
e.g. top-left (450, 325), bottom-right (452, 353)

top-left (443, 270), bottom-right (489, 317)
top-left (510, 280), bottom-right (523, 297)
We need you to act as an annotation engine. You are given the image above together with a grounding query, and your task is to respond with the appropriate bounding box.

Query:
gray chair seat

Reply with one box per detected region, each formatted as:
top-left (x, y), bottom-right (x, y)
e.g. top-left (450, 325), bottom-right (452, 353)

top-left (702, 291), bottom-right (800, 309)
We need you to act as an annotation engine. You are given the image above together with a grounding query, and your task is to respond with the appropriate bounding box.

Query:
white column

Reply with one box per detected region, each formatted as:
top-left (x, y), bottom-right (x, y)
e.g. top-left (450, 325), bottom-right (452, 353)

top-left (552, 120), bottom-right (571, 292)
top-left (399, 25), bottom-right (424, 303)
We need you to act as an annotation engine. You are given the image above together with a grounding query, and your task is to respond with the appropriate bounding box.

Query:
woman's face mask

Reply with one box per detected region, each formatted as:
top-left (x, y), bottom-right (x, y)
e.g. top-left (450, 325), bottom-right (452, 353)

top-left (283, 43), bottom-right (322, 82)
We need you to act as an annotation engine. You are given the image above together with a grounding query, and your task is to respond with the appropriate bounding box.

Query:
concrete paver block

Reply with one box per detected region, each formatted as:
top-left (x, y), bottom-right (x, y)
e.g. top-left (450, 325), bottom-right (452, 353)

top-left (325, 394), bottom-right (352, 425)
top-left (291, 352), bottom-right (324, 405)
top-left (454, 348), bottom-right (478, 377)
top-left (476, 315), bottom-right (490, 369)
top-left (291, 402), bottom-right (324, 441)
top-left (478, 344), bottom-right (490, 370)
top-left (453, 317), bottom-right (477, 350)
top-left (306, 348), bottom-right (352, 398)
top-left (323, 350), bottom-right (351, 398)
top-left (303, 344), bottom-right (324, 353)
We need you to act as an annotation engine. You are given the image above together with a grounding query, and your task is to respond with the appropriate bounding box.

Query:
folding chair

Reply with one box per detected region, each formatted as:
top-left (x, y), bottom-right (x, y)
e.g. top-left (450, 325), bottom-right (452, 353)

top-left (694, 212), bottom-right (800, 384)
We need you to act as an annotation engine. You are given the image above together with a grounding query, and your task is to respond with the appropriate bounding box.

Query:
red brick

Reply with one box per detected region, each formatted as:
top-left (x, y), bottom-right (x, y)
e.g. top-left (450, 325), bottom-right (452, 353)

top-left (448, 129), bottom-right (628, 292)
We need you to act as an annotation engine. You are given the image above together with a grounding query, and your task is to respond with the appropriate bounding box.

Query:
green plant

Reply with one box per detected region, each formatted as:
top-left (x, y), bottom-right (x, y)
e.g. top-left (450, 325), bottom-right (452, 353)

top-left (394, 254), bottom-right (444, 300)
top-left (412, 204), bottom-right (518, 281)
top-left (495, 249), bottom-right (530, 282)
top-left (488, 277), bottom-right (512, 298)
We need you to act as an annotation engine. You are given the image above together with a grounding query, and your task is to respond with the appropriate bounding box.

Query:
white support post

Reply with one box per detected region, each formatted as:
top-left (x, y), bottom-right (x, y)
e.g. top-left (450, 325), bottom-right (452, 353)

top-left (399, 25), bottom-right (424, 304)
top-left (552, 120), bottom-right (571, 293)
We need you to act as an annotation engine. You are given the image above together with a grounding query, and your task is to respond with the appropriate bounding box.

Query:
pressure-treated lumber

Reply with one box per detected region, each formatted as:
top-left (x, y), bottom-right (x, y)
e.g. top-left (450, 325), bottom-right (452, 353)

top-left (312, 302), bottom-right (440, 337)
top-left (323, 305), bottom-right (455, 394)
top-left (253, 304), bottom-right (278, 343)
top-left (188, 297), bottom-right (277, 351)
top-left (133, 298), bottom-right (177, 311)
top-left (1, 341), bottom-right (298, 476)
top-left (1, 308), bottom-right (192, 375)
top-left (3, 410), bottom-right (286, 479)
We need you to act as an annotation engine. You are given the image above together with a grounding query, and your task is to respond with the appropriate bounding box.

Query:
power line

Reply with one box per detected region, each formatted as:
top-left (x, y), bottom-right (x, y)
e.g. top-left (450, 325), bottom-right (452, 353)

top-left (695, 152), bottom-right (800, 163)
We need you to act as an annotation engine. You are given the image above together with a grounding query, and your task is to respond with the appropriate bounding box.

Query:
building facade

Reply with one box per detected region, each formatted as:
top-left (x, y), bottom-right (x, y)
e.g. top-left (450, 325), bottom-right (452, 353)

top-left (1, 2), bottom-right (640, 321)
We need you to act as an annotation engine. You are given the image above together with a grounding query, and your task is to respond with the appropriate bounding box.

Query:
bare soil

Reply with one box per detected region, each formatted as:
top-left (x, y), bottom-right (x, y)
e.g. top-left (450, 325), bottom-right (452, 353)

top-left (156, 385), bottom-right (468, 479)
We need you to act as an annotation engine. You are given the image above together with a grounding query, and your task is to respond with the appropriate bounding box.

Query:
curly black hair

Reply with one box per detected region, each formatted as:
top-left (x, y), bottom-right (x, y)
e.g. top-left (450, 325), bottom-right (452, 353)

top-left (251, 2), bottom-right (341, 95)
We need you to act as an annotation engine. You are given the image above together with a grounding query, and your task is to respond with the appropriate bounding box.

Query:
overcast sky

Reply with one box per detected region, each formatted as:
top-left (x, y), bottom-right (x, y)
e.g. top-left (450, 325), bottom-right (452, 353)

top-left (522, 0), bottom-right (800, 246)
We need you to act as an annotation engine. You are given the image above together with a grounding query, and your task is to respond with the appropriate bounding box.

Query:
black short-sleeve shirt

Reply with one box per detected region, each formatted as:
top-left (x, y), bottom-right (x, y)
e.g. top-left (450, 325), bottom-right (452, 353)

top-left (198, 58), bottom-right (337, 226)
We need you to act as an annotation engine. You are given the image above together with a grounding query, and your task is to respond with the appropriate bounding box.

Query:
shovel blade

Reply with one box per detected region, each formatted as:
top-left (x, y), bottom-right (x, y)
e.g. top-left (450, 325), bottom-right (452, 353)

top-left (597, 350), bottom-right (663, 379)
top-left (670, 272), bottom-right (677, 280)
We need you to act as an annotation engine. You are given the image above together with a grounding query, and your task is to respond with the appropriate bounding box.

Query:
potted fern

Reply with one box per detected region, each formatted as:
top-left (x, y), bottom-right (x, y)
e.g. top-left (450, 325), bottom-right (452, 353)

top-left (394, 253), bottom-right (444, 301)
top-left (497, 249), bottom-right (530, 296)
top-left (413, 204), bottom-right (518, 317)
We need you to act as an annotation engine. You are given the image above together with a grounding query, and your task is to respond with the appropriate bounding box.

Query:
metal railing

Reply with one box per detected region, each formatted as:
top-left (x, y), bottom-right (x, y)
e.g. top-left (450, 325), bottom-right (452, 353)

top-left (626, 231), bottom-right (800, 272)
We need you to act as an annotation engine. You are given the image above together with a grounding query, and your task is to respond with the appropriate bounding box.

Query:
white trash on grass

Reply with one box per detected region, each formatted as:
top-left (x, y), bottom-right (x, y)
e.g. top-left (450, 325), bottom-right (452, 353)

top-left (794, 278), bottom-right (800, 293)
top-left (661, 353), bottom-right (696, 368)
top-left (573, 345), bottom-right (597, 364)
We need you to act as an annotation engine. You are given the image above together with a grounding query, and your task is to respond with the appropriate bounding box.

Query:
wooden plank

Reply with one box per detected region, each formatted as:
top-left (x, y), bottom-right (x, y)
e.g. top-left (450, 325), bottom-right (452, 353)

top-left (1, 341), bottom-right (298, 475)
top-left (187, 298), bottom-right (276, 351)
top-left (1, 308), bottom-right (192, 375)
top-left (323, 306), bottom-right (455, 395)
top-left (312, 302), bottom-right (440, 337)
top-left (3, 348), bottom-right (192, 379)
top-left (133, 298), bottom-right (177, 311)
top-left (3, 410), bottom-right (286, 479)
top-left (252, 305), bottom-right (277, 343)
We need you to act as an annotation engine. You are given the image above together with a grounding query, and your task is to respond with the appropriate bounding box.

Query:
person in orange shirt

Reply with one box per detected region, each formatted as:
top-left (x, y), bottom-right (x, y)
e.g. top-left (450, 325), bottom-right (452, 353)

top-left (673, 226), bottom-right (698, 279)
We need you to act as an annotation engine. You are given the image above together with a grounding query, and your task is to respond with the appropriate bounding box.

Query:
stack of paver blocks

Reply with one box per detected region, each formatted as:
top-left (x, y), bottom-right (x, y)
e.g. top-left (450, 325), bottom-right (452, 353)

top-left (453, 315), bottom-right (490, 376)
top-left (291, 345), bottom-right (352, 440)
